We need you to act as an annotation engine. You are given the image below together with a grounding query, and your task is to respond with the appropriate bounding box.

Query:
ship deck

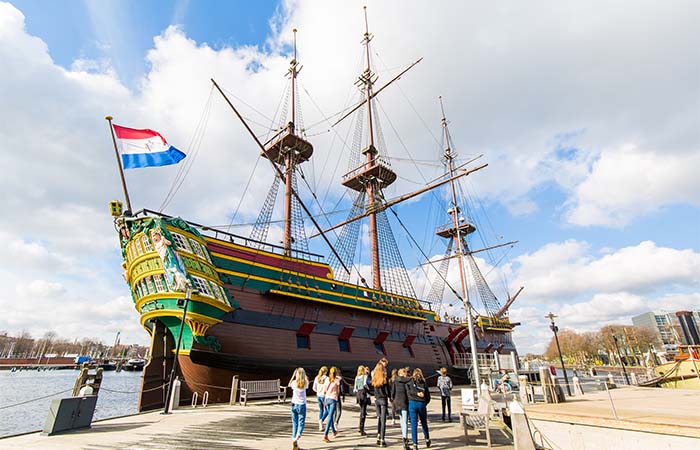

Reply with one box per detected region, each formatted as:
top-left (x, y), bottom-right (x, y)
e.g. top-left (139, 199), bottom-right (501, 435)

top-left (0, 388), bottom-right (513, 449)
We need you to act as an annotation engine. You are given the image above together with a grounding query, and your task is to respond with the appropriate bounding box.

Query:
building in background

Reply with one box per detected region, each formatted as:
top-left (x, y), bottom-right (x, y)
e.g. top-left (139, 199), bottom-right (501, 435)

top-left (676, 311), bottom-right (700, 346)
top-left (631, 311), bottom-right (686, 353)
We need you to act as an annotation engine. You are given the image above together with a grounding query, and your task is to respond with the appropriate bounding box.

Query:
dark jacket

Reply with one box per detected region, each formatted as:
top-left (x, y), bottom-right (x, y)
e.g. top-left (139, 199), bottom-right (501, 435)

top-left (373, 381), bottom-right (391, 402)
top-left (406, 378), bottom-right (431, 404)
top-left (391, 376), bottom-right (411, 411)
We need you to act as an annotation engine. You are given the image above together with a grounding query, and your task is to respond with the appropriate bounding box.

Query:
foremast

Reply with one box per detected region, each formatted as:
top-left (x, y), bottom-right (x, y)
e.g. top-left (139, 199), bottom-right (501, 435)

top-left (254, 29), bottom-right (313, 257)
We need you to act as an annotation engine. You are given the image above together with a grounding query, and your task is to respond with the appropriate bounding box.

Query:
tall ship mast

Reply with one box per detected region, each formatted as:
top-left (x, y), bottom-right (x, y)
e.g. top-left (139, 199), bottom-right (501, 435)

top-left (109, 10), bottom-right (521, 411)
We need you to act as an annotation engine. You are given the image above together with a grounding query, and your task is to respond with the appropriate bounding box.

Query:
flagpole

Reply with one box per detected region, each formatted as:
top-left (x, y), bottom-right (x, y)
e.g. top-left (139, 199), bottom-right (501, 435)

top-left (105, 115), bottom-right (133, 213)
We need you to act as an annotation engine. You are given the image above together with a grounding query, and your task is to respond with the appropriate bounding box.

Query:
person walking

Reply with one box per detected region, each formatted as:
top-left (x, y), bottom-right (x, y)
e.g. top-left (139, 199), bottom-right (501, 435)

top-left (437, 367), bottom-right (453, 422)
top-left (391, 367), bottom-right (411, 449)
top-left (312, 366), bottom-right (328, 431)
top-left (407, 368), bottom-right (431, 449)
top-left (354, 365), bottom-right (371, 436)
top-left (389, 368), bottom-right (398, 425)
top-left (372, 362), bottom-right (391, 447)
top-left (320, 366), bottom-right (342, 443)
top-left (288, 367), bottom-right (309, 450)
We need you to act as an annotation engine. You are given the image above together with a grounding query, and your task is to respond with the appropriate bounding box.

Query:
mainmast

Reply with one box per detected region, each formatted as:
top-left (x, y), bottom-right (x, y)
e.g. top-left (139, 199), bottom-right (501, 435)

top-left (437, 96), bottom-right (482, 390)
top-left (258, 28), bottom-right (313, 256)
top-left (340, 7), bottom-right (398, 290)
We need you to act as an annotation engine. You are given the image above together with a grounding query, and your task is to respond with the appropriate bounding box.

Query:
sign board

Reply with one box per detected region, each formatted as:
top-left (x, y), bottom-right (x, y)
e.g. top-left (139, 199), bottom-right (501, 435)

top-left (461, 388), bottom-right (477, 411)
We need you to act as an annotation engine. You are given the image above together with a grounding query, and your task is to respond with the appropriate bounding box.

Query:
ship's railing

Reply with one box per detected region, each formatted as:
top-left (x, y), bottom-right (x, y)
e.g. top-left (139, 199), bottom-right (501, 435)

top-left (341, 155), bottom-right (394, 181)
top-left (435, 219), bottom-right (475, 234)
top-left (453, 352), bottom-right (497, 375)
top-left (131, 209), bottom-right (325, 263)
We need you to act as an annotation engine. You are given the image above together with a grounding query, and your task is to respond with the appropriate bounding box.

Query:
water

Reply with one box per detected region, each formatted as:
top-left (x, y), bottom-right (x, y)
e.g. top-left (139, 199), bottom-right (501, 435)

top-left (0, 369), bottom-right (142, 437)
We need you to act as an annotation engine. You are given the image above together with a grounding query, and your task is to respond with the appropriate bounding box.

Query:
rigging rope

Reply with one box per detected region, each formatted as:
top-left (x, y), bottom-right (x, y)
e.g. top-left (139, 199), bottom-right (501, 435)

top-left (159, 86), bottom-right (214, 211)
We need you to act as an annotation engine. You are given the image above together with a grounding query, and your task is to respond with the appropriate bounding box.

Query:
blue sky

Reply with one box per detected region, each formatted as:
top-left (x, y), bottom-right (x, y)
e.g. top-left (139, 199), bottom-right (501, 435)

top-left (13, 0), bottom-right (281, 84)
top-left (0, 0), bottom-right (697, 352)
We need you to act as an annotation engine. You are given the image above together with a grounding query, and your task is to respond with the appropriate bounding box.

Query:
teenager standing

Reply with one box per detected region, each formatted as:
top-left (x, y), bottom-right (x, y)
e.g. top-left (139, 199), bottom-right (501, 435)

top-left (371, 362), bottom-right (390, 447)
top-left (354, 365), bottom-right (371, 436)
top-left (391, 367), bottom-right (411, 449)
top-left (288, 367), bottom-right (309, 450)
top-left (312, 366), bottom-right (328, 431)
top-left (436, 367), bottom-right (453, 422)
top-left (406, 368), bottom-right (431, 449)
top-left (320, 366), bottom-right (342, 443)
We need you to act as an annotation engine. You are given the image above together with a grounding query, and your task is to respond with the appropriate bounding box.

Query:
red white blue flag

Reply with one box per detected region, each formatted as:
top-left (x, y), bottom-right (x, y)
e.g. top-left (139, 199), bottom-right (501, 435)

top-left (113, 124), bottom-right (186, 169)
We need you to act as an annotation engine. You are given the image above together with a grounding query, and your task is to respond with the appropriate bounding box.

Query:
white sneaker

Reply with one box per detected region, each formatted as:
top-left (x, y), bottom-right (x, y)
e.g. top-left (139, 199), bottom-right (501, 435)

top-left (318, 420), bottom-right (324, 431)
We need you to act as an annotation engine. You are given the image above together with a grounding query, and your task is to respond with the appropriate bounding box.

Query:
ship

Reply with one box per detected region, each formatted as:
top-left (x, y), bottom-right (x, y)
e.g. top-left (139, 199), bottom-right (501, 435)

top-left (110, 9), bottom-right (522, 411)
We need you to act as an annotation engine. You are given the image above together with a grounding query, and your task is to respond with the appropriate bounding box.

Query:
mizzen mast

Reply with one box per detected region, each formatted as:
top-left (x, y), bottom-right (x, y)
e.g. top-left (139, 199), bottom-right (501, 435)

top-left (437, 96), bottom-right (482, 389)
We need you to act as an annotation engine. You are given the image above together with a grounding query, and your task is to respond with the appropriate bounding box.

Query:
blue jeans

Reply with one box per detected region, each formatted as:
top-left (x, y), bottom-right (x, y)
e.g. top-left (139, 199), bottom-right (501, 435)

top-left (291, 403), bottom-right (306, 440)
top-left (317, 396), bottom-right (325, 420)
top-left (321, 398), bottom-right (337, 435)
top-left (408, 400), bottom-right (430, 444)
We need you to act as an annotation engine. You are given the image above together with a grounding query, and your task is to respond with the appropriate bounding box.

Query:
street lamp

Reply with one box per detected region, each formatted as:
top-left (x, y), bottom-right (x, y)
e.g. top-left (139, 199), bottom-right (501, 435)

top-left (163, 285), bottom-right (194, 414)
top-left (612, 335), bottom-right (630, 385)
top-left (545, 312), bottom-right (571, 396)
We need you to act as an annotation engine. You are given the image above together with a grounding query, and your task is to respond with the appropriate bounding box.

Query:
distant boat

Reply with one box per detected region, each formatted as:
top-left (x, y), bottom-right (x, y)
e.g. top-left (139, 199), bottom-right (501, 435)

top-left (123, 358), bottom-right (146, 371)
top-left (645, 345), bottom-right (700, 389)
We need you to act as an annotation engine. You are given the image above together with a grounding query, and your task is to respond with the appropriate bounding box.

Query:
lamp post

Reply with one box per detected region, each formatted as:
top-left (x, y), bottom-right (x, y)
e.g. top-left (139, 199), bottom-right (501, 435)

top-left (163, 286), bottom-right (194, 414)
top-left (612, 335), bottom-right (630, 385)
top-left (546, 312), bottom-right (571, 396)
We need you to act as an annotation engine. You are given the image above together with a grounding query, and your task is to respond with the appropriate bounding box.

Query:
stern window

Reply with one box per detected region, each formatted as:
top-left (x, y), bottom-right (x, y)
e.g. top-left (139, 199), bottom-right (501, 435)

top-left (141, 235), bottom-right (153, 252)
top-left (171, 233), bottom-right (192, 253)
top-left (191, 276), bottom-right (213, 297)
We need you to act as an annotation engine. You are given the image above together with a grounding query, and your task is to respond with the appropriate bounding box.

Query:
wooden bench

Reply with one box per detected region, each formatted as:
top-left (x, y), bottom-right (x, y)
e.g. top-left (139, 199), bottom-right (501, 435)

top-left (239, 379), bottom-right (287, 406)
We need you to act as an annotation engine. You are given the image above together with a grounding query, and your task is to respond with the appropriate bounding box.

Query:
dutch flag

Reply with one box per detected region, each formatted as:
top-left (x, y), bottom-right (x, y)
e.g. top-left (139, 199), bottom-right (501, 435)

top-left (113, 124), bottom-right (186, 169)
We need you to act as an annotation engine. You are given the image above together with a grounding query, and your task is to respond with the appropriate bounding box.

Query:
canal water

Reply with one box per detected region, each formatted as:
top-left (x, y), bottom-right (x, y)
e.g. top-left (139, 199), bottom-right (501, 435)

top-left (0, 369), bottom-right (142, 438)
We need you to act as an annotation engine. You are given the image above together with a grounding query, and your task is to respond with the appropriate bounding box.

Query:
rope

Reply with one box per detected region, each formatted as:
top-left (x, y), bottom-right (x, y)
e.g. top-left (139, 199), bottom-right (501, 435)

top-left (0, 388), bottom-right (72, 410)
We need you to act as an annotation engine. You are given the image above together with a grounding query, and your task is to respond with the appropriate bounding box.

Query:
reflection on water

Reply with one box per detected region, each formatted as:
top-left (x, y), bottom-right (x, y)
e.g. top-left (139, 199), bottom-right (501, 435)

top-left (0, 369), bottom-right (142, 437)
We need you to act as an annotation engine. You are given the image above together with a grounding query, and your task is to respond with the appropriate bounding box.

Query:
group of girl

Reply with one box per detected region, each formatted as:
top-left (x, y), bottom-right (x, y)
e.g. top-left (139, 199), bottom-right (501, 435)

top-left (288, 362), bottom-right (450, 450)
top-left (353, 359), bottom-right (433, 450)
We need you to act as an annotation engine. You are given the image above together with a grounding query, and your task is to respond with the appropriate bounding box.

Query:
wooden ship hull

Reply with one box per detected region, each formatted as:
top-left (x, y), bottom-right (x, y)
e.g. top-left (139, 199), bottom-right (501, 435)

top-left (119, 213), bottom-right (517, 411)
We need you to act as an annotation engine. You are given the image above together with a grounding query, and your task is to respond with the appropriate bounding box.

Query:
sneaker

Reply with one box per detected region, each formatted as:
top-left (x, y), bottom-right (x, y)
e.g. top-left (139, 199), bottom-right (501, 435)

top-left (333, 431), bottom-right (339, 438)
top-left (376, 434), bottom-right (381, 445)
top-left (292, 441), bottom-right (298, 450)
top-left (380, 441), bottom-right (388, 448)
top-left (426, 439), bottom-right (432, 448)
top-left (318, 420), bottom-right (324, 432)
top-left (323, 436), bottom-right (331, 443)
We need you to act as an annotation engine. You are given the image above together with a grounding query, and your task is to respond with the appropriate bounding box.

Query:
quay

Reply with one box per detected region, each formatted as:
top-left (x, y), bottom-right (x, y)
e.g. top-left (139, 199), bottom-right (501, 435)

top-left (0, 389), bottom-right (513, 449)
top-left (523, 387), bottom-right (700, 449)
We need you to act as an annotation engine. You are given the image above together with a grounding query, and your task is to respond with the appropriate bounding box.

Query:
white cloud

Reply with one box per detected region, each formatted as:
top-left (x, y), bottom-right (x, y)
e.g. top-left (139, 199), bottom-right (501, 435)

top-left (513, 240), bottom-right (700, 299)
top-left (0, 0), bottom-right (698, 352)
top-left (565, 145), bottom-right (700, 226)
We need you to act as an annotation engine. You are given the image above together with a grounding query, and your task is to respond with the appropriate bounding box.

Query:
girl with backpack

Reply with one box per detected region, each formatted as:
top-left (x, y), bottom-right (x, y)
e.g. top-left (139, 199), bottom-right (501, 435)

top-left (354, 365), bottom-right (371, 436)
top-left (406, 368), bottom-right (431, 449)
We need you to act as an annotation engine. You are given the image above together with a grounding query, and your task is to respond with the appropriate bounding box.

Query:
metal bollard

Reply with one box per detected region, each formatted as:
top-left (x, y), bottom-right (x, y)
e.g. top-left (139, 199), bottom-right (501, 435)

top-left (202, 391), bottom-right (209, 407)
top-left (191, 392), bottom-right (199, 408)
top-left (572, 376), bottom-right (584, 396)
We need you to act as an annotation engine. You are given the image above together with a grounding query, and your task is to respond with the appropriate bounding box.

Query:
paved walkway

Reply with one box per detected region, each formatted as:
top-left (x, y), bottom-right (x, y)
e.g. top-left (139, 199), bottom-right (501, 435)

top-left (1, 392), bottom-right (513, 449)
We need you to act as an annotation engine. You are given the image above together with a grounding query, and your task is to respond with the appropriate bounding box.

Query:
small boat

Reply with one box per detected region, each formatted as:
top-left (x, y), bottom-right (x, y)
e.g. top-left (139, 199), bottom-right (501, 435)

top-left (123, 358), bottom-right (146, 371)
